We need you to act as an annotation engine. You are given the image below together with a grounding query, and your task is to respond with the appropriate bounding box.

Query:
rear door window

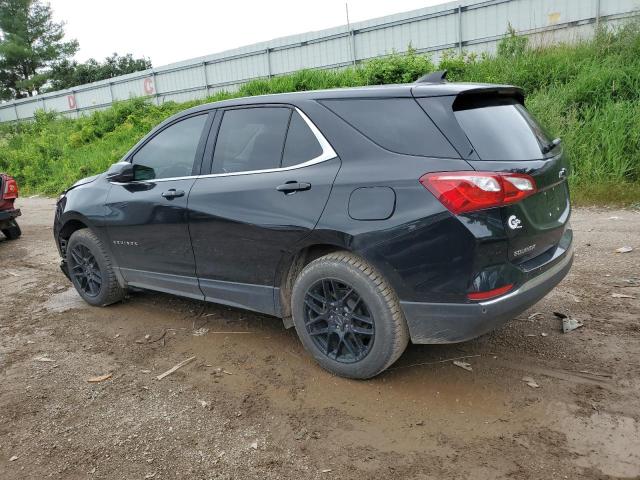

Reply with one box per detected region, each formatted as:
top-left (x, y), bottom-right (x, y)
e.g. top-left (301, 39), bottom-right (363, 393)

top-left (282, 111), bottom-right (323, 167)
top-left (213, 107), bottom-right (291, 173)
top-left (320, 98), bottom-right (458, 158)
top-left (453, 98), bottom-right (552, 160)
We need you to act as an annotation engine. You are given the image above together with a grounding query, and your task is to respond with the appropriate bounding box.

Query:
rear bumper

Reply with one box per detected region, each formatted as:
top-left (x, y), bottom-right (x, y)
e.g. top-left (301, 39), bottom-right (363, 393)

top-left (400, 246), bottom-right (573, 344)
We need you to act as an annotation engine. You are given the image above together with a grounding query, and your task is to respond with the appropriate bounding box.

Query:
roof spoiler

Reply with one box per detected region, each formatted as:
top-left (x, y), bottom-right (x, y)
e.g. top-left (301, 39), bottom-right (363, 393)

top-left (415, 70), bottom-right (448, 84)
top-left (453, 87), bottom-right (525, 106)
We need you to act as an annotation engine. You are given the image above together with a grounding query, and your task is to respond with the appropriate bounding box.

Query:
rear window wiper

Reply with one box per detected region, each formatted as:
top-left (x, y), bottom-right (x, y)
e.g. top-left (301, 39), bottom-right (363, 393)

top-left (541, 138), bottom-right (561, 154)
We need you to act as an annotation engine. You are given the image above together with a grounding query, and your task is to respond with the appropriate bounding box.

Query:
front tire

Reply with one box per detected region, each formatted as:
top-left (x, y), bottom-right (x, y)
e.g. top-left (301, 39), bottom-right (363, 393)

top-left (291, 252), bottom-right (409, 379)
top-left (67, 229), bottom-right (124, 306)
top-left (1, 220), bottom-right (21, 240)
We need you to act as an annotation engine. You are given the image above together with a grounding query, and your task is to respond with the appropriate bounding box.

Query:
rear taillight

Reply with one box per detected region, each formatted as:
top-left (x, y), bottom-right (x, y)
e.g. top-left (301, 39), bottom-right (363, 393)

top-left (3, 176), bottom-right (19, 200)
top-left (419, 171), bottom-right (536, 214)
top-left (467, 284), bottom-right (514, 301)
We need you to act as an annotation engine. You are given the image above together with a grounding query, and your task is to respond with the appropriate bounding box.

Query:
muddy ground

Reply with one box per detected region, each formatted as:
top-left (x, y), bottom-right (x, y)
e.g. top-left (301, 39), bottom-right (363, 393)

top-left (1, 197), bottom-right (639, 480)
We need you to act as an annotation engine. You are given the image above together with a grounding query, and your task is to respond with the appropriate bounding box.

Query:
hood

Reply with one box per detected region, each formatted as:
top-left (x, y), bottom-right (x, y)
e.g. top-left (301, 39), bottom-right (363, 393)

top-left (64, 173), bottom-right (101, 195)
top-left (72, 173), bottom-right (100, 187)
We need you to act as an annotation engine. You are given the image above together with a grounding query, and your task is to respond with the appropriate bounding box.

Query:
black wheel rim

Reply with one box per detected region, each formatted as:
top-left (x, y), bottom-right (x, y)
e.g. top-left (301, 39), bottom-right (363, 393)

top-left (303, 278), bottom-right (374, 364)
top-left (69, 244), bottom-right (102, 297)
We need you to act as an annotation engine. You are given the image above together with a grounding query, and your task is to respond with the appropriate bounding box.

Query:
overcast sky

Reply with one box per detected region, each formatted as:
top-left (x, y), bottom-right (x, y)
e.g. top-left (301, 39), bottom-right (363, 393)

top-left (49, 0), bottom-right (447, 67)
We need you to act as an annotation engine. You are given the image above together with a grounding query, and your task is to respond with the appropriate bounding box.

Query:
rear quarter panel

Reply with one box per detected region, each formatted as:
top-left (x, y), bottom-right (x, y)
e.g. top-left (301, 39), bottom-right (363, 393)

top-left (300, 101), bottom-right (480, 302)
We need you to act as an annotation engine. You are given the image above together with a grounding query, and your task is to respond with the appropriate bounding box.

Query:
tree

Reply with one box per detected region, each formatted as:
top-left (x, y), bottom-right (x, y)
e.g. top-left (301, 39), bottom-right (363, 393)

top-left (0, 0), bottom-right (78, 100)
top-left (47, 53), bottom-right (152, 91)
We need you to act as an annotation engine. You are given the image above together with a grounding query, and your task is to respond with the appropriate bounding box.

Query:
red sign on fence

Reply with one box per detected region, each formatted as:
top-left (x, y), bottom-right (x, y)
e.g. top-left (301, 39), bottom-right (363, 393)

top-left (67, 95), bottom-right (77, 109)
top-left (143, 77), bottom-right (155, 95)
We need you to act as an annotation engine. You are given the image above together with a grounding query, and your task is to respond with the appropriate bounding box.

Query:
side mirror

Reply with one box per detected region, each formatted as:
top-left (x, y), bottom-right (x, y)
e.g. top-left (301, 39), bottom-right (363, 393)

top-left (106, 162), bottom-right (134, 183)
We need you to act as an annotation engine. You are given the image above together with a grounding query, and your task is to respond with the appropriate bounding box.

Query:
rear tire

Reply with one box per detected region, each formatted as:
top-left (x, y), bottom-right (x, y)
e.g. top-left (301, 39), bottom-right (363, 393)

top-left (1, 220), bottom-right (21, 240)
top-left (291, 251), bottom-right (409, 379)
top-left (67, 228), bottom-right (124, 306)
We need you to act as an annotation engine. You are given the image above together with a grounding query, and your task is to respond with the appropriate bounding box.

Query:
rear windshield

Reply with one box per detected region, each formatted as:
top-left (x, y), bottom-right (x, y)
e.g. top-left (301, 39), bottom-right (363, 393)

top-left (320, 98), bottom-right (459, 158)
top-left (454, 97), bottom-right (552, 160)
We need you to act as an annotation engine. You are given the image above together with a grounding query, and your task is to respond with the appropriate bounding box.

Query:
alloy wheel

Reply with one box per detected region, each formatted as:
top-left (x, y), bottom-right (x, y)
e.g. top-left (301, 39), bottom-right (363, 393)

top-left (69, 244), bottom-right (103, 297)
top-left (303, 278), bottom-right (374, 363)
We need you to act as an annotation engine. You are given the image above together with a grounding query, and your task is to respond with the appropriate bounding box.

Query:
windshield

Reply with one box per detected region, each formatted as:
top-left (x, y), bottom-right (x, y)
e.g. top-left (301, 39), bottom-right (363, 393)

top-left (454, 98), bottom-right (553, 160)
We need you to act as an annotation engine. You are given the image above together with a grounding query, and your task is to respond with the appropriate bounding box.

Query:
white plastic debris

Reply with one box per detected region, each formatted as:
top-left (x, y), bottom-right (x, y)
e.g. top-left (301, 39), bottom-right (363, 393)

top-left (453, 360), bottom-right (473, 372)
top-left (562, 317), bottom-right (584, 333)
top-left (555, 312), bottom-right (583, 333)
top-left (522, 376), bottom-right (540, 388)
top-left (33, 356), bottom-right (54, 362)
top-left (612, 293), bottom-right (635, 299)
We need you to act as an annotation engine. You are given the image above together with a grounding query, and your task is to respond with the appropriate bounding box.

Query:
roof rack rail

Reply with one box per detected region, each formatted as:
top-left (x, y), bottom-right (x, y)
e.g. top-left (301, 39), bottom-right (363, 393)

top-left (415, 70), bottom-right (448, 84)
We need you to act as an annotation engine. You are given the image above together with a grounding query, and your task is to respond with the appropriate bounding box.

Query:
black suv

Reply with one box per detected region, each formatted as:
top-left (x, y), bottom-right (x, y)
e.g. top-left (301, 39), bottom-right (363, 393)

top-left (54, 77), bottom-right (573, 378)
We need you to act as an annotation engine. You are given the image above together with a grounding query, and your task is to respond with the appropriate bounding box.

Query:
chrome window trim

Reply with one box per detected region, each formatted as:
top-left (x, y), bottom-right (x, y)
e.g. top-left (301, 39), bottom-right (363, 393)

top-left (114, 107), bottom-right (337, 185)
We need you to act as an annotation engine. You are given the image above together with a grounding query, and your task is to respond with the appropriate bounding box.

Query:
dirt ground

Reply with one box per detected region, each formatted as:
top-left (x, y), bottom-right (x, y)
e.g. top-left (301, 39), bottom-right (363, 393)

top-left (1, 197), bottom-right (639, 480)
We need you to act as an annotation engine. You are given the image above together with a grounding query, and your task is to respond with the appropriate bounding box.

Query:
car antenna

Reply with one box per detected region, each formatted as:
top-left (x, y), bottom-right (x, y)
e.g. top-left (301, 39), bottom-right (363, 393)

top-left (415, 70), bottom-right (448, 83)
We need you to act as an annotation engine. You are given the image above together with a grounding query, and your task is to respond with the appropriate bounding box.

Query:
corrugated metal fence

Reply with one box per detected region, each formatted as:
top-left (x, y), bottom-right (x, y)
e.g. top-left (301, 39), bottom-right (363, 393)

top-left (1, 0), bottom-right (638, 123)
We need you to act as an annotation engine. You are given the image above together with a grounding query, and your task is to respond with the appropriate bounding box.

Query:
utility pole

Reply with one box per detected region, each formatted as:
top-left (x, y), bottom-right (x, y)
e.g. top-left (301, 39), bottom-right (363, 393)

top-left (345, 2), bottom-right (356, 66)
top-left (458, 3), bottom-right (463, 55)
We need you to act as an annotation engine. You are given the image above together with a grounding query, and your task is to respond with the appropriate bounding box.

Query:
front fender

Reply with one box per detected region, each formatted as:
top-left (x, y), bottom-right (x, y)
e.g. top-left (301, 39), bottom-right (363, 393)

top-left (54, 177), bottom-right (125, 287)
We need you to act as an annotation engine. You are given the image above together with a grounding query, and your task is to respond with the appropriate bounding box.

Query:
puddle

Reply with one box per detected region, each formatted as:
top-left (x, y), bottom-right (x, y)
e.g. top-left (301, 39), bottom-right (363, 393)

top-left (556, 403), bottom-right (640, 477)
top-left (43, 286), bottom-right (87, 313)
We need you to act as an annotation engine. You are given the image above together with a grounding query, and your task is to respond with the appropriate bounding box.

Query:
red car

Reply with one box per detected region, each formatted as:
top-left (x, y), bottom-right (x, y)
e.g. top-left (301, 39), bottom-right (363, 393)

top-left (0, 173), bottom-right (21, 240)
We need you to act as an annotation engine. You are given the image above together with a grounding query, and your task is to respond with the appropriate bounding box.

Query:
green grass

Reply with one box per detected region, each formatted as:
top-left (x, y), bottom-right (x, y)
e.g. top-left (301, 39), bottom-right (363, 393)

top-left (1, 22), bottom-right (640, 205)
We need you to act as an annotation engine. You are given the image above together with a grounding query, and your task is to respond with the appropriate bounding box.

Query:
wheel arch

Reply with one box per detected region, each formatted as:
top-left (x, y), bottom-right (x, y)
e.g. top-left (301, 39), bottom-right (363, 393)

top-left (56, 213), bottom-right (93, 258)
top-left (58, 217), bottom-right (89, 241)
top-left (56, 212), bottom-right (126, 288)
top-left (276, 237), bottom-right (411, 328)
top-left (277, 242), bottom-right (351, 328)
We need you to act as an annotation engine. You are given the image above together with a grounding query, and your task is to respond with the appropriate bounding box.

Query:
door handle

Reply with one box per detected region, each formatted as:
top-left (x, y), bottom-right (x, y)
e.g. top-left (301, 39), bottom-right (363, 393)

top-left (161, 189), bottom-right (185, 199)
top-left (276, 181), bottom-right (311, 194)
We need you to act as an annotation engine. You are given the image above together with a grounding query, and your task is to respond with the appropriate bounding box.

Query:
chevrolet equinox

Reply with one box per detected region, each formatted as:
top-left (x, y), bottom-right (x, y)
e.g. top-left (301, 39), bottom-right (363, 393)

top-left (54, 74), bottom-right (573, 378)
